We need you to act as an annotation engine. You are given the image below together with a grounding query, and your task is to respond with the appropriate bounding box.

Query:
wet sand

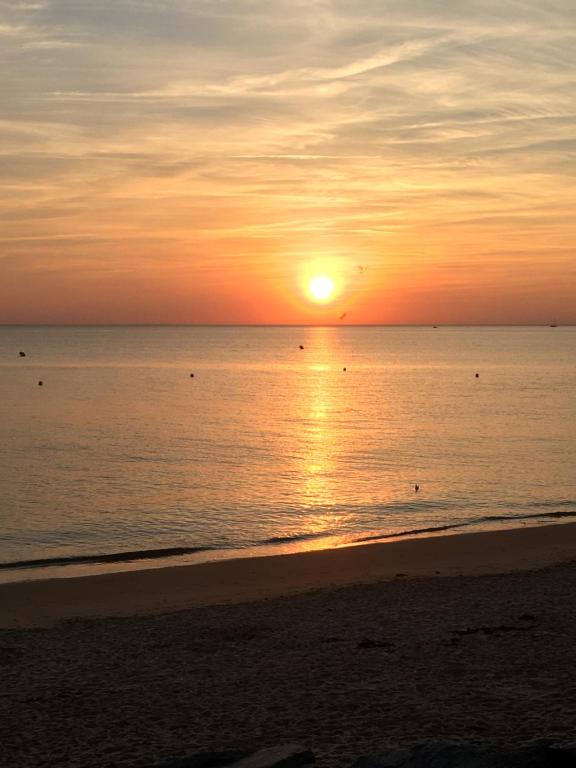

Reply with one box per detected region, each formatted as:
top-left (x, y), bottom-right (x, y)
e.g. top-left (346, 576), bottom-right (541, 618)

top-left (2, 523), bottom-right (576, 767)
top-left (2, 522), bottom-right (576, 629)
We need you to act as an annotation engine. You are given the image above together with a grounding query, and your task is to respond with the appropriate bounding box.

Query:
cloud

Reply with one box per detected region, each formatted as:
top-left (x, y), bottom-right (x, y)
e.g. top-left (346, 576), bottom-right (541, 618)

top-left (0, 0), bottom-right (575, 322)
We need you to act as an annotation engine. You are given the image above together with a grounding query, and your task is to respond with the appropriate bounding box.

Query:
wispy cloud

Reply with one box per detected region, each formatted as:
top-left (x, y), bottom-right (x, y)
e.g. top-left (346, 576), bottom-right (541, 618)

top-left (0, 0), bottom-right (574, 322)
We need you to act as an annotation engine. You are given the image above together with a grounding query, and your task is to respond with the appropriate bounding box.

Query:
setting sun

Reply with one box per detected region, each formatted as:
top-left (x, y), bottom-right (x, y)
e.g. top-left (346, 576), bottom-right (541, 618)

top-left (308, 276), bottom-right (335, 303)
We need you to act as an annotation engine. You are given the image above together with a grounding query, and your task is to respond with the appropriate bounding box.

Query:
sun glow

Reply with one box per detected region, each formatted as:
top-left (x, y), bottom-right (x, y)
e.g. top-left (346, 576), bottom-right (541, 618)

top-left (308, 275), bottom-right (335, 303)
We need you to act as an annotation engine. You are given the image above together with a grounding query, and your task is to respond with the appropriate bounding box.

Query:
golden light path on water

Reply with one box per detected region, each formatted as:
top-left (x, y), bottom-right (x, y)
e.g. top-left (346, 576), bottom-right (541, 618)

top-left (290, 328), bottom-right (383, 545)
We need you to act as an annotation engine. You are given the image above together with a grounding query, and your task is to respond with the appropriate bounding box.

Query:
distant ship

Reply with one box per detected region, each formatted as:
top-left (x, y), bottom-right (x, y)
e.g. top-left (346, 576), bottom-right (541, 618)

top-left (550, 319), bottom-right (558, 327)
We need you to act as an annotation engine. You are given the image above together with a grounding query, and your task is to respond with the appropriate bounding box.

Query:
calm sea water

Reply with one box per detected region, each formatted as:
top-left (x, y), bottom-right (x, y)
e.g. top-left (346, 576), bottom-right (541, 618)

top-left (0, 326), bottom-right (575, 582)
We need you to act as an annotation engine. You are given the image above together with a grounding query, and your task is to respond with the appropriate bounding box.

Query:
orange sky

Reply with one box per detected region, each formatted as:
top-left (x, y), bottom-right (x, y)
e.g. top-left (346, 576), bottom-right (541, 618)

top-left (1, 1), bottom-right (575, 324)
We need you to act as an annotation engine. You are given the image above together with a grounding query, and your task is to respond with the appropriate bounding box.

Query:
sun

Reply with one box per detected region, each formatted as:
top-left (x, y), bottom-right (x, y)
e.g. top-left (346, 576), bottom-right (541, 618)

top-left (308, 275), bottom-right (335, 303)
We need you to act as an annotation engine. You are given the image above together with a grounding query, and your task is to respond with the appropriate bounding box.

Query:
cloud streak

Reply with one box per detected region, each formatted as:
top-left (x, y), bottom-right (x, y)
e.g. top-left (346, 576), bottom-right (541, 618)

top-left (0, 0), bottom-right (574, 323)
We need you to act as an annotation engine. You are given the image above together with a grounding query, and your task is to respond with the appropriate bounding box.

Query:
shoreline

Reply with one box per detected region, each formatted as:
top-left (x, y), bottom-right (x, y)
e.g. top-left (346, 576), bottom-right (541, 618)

top-left (4, 510), bottom-right (576, 581)
top-left (2, 521), bottom-right (576, 628)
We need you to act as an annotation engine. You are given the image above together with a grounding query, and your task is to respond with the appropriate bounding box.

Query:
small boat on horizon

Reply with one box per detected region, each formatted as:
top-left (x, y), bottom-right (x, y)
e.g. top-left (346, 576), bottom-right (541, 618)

top-left (550, 319), bottom-right (558, 327)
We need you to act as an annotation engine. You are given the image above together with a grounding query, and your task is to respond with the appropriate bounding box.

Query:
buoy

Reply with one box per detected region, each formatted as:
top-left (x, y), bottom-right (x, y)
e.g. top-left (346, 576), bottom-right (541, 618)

top-left (19, 351), bottom-right (26, 357)
top-left (343, 367), bottom-right (347, 372)
top-left (415, 484), bottom-right (419, 492)
top-left (38, 381), bottom-right (43, 386)
top-left (190, 373), bottom-right (194, 378)
top-left (299, 345), bottom-right (304, 350)
top-left (475, 373), bottom-right (479, 378)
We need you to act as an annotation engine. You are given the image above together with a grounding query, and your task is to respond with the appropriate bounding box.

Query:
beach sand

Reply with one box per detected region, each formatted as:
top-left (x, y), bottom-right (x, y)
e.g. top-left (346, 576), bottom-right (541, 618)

top-left (2, 522), bottom-right (576, 629)
top-left (2, 523), bottom-right (576, 767)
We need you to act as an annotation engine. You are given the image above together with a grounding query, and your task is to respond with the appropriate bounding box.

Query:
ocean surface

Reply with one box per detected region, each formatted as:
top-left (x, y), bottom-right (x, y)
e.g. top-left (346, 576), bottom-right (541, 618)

top-left (0, 325), bottom-right (575, 582)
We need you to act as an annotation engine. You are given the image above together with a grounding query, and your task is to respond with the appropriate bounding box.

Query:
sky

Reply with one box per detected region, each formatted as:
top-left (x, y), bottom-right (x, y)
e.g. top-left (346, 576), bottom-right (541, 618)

top-left (1, 0), bottom-right (575, 325)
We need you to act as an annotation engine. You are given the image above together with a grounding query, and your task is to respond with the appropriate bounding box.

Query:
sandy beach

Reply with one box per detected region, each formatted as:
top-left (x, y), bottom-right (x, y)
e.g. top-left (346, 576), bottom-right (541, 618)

top-left (3, 523), bottom-right (576, 767)
top-left (2, 522), bottom-right (576, 629)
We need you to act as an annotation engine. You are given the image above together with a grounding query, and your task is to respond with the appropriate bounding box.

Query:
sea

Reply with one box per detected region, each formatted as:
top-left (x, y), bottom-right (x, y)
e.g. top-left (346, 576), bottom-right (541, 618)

top-left (0, 325), bottom-right (575, 583)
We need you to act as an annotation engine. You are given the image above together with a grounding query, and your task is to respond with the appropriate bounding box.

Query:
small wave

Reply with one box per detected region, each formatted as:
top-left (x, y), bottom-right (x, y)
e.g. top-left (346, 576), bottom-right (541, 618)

top-left (0, 545), bottom-right (215, 571)
top-left (259, 531), bottom-right (330, 546)
top-left (353, 508), bottom-right (576, 545)
top-left (355, 522), bottom-right (473, 544)
top-left (480, 509), bottom-right (576, 523)
top-left (3, 506), bottom-right (575, 573)
top-left (521, 499), bottom-right (576, 509)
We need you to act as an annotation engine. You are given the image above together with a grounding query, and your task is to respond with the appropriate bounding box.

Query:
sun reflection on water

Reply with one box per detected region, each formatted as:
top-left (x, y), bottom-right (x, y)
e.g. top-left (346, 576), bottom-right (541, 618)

top-left (294, 328), bottom-right (351, 539)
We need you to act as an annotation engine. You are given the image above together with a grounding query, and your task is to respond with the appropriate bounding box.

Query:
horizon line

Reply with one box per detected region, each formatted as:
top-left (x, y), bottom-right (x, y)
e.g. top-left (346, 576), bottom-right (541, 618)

top-left (0, 323), bottom-right (573, 329)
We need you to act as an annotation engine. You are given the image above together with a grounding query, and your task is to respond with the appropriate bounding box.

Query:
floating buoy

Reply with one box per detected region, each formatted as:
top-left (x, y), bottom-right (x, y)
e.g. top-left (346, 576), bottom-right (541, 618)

top-left (190, 373), bottom-right (194, 378)
top-left (19, 351), bottom-right (26, 357)
top-left (299, 345), bottom-right (304, 350)
top-left (343, 367), bottom-right (347, 372)
top-left (475, 373), bottom-right (479, 378)
top-left (38, 380), bottom-right (43, 386)
top-left (415, 484), bottom-right (419, 492)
